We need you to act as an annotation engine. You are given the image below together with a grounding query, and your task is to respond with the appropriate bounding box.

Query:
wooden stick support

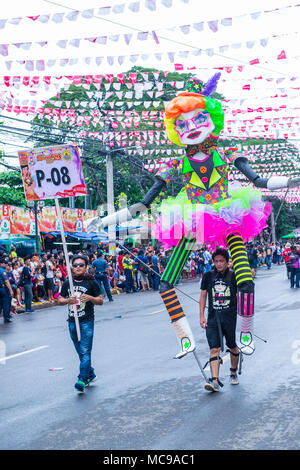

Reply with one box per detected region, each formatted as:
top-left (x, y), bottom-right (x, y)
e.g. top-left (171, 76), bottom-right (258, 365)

top-left (55, 198), bottom-right (81, 342)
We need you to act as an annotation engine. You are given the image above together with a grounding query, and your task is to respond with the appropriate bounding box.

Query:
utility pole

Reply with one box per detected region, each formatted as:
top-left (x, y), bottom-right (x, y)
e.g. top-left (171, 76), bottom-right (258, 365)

top-left (105, 127), bottom-right (116, 255)
top-left (271, 207), bottom-right (276, 243)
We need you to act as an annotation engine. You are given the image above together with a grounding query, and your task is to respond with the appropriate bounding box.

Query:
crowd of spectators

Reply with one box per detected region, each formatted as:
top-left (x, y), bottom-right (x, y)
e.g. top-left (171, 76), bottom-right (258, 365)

top-left (0, 238), bottom-right (299, 322)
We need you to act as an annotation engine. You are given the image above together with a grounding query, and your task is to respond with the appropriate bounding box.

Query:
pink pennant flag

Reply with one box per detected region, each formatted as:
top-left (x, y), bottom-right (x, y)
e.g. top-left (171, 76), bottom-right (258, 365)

top-left (105, 74), bottom-right (114, 83)
top-left (94, 75), bottom-right (103, 84)
top-left (117, 73), bottom-right (125, 84)
top-left (249, 58), bottom-right (260, 65)
top-left (277, 50), bottom-right (286, 60)
top-left (72, 76), bottom-right (82, 85)
top-left (129, 73), bottom-right (137, 83)
top-left (175, 64), bottom-right (184, 71)
top-left (27, 16), bottom-right (40, 21)
top-left (242, 84), bottom-right (250, 90)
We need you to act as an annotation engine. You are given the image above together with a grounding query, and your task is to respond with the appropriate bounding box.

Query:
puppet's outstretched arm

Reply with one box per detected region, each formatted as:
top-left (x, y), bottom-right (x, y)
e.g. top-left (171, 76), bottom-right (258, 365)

top-left (85, 158), bottom-right (180, 232)
top-left (234, 155), bottom-right (300, 189)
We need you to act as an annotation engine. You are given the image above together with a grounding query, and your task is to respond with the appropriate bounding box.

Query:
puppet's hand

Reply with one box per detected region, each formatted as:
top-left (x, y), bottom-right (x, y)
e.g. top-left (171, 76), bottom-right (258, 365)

top-left (267, 176), bottom-right (289, 190)
top-left (84, 216), bottom-right (104, 233)
top-left (84, 203), bottom-right (145, 232)
top-left (288, 177), bottom-right (300, 189)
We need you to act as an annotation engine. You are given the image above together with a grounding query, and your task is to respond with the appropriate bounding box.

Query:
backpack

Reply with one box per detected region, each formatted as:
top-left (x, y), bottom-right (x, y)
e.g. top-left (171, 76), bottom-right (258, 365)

top-left (138, 258), bottom-right (149, 274)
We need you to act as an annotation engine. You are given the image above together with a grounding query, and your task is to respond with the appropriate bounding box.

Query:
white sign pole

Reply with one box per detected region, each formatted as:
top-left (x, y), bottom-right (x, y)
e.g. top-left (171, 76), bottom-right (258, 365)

top-left (55, 198), bottom-right (81, 342)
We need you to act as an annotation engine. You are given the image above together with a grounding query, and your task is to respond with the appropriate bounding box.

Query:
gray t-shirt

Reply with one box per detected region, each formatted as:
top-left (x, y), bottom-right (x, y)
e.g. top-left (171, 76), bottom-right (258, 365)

top-left (46, 260), bottom-right (54, 278)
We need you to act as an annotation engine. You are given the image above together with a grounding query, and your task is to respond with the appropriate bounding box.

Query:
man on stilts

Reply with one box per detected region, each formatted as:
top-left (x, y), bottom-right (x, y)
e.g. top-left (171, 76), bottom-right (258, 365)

top-left (86, 74), bottom-right (300, 386)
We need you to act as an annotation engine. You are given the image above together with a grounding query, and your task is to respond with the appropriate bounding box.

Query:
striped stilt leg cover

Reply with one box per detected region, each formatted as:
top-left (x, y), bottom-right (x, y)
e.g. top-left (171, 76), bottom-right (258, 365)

top-left (226, 233), bottom-right (254, 338)
top-left (160, 237), bottom-right (196, 357)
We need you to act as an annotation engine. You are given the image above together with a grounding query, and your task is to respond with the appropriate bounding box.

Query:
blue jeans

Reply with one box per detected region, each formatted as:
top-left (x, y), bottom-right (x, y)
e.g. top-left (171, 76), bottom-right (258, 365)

top-left (0, 287), bottom-right (11, 320)
top-left (24, 283), bottom-right (33, 311)
top-left (95, 274), bottom-right (112, 300)
top-left (124, 269), bottom-right (136, 292)
top-left (69, 320), bottom-right (95, 382)
top-left (152, 269), bottom-right (160, 291)
top-left (266, 255), bottom-right (272, 269)
top-left (205, 263), bottom-right (212, 273)
top-left (290, 269), bottom-right (300, 288)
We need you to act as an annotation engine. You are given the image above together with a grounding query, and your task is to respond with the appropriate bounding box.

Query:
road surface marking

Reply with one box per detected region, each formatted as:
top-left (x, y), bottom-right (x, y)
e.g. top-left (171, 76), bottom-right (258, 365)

top-left (149, 309), bottom-right (165, 315)
top-left (1, 345), bottom-right (49, 363)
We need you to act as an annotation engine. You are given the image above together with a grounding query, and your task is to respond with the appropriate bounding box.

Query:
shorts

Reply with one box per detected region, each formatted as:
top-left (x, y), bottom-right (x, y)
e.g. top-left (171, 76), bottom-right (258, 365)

top-left (206, 312), bottom-right (237, 350)
top-left (249, 259), bottom-right (258, 269)
top-left (137, 270), bottom-right (148, 284)
top-left (45, 277), bottom-right (54, 291)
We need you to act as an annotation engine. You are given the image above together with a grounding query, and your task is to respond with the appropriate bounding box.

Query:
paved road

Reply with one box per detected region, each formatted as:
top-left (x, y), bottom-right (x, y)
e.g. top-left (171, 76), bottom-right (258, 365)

top-left (0, 265), bottom-right (299, 450)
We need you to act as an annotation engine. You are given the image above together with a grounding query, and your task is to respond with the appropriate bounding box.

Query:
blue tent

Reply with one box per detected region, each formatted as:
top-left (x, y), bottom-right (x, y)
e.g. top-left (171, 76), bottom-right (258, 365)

top-left (41, 231), bottom-right (109, 242)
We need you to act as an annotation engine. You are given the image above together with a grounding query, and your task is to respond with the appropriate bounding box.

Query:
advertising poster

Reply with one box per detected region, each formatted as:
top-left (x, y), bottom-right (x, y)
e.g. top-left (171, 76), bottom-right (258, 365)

top-left (57, 207), bottom-right (83, 233)
top-left (10, 206), bottom-right (35, 235)
top-left (0, 205), bottom-right (11, 234)
top-left (37, 206), bottom-right (57, 233)
top-left (82, 209), bottom-right (98, 232)
top-left (18, 144), bottom-right (87, 201)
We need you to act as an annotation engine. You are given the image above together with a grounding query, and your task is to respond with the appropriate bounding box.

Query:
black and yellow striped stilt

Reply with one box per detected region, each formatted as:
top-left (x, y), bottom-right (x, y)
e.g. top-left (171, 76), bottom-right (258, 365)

top-left (226, 233), bottom-right (253, 286)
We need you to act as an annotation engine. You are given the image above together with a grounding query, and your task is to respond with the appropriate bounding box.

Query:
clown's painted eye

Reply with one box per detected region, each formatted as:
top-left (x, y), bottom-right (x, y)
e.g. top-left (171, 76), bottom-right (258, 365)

top-left (192, 112), bottom-right (208, 127)
top-left (175, 119), bottom-right (189, 135)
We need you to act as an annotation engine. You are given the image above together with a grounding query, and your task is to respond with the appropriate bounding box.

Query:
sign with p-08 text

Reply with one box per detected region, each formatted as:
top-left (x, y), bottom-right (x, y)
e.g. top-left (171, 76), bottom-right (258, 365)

top-left (18, 144), bottom-right (86, 201)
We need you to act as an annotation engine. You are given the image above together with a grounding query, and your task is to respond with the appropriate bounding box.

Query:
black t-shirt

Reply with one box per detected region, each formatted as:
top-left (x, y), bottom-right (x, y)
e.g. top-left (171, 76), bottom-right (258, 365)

top-left (60, 278), bottom-right (101, 322)
top-left (201, 268), bottom-right (237, 318)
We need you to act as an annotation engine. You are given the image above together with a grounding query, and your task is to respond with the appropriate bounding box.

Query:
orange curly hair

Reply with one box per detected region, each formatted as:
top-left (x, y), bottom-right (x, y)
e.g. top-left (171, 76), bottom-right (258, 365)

top-left (164, 92), bottom-right (206, 120)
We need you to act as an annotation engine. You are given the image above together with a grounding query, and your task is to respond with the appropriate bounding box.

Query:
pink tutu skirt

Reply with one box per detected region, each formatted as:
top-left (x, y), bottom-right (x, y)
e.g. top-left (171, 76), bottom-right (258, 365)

top-left (153, 186), bottom-right (271, 249)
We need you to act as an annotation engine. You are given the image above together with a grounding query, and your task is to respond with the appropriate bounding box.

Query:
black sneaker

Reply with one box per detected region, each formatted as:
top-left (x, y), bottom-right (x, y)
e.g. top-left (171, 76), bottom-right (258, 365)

top-left (204, 378), bottom-right (223, 392)
top-left (74, 380), bottom-right (87, 392)
top-left (86, 373), bottom-right (97, 385)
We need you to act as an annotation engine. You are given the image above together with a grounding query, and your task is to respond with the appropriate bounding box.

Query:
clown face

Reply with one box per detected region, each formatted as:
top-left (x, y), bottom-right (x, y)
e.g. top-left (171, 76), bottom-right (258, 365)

top-left (174, 108), bottom-right (215, 145)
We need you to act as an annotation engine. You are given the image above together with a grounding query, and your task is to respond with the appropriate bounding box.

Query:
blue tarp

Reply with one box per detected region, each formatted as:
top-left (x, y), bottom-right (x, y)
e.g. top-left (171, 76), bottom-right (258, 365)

top-left (41, 231), bottom-right (109, 242)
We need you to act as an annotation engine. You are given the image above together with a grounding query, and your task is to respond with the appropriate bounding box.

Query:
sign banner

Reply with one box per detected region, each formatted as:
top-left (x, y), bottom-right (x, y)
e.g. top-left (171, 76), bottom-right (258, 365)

top-left (18, 144), bottom-right (86, 201)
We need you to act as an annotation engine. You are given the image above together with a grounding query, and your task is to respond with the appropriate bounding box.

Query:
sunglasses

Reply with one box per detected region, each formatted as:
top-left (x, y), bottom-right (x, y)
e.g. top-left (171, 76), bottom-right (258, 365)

top-left (72, 263), bottom-right (85, 268)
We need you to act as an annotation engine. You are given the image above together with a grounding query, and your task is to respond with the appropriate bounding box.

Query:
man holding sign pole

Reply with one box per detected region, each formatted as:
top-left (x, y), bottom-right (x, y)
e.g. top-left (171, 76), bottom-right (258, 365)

top-left (58, 255), bottom-right (103, 392)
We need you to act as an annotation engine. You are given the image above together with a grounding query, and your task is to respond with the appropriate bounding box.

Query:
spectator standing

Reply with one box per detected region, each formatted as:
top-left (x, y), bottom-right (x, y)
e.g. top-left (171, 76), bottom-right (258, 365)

top-left (0, 258), bottom-right (14, 323)
top-left (58, 258), bottom-right (68, 281)
top-left (92, 253), bottom-right (114, 302)
top-left (203, 247), bottom-right (213, 273)
top-left (123, 253), bottom-right (138, 293)
top-left (149, 249), bottom-right (160, 291)
top-left (22, 256), bottom-right (35, 313)
top-left (9, 247), bottom-right (17, 260)
top-left (265, 244), bottom-right (272, 270)
top-left (135, 250), bottom-right (150, 292)
top-left (289, 246), bottom-right (300, 289)
top-left (45, 254), bottom-right (55, 302)
top-left (283, 243), bottom-right (292, 279)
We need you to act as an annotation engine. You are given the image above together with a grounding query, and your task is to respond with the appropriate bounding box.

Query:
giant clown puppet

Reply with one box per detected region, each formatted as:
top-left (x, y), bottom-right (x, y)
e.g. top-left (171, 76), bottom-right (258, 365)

top-left (86, 73), bottom-right (300, 371)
